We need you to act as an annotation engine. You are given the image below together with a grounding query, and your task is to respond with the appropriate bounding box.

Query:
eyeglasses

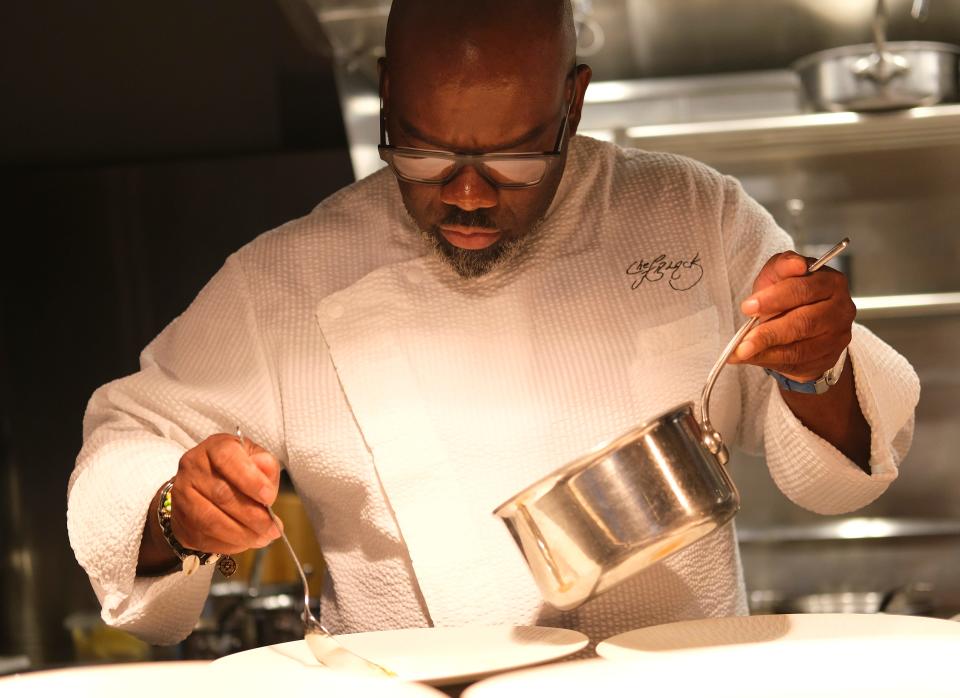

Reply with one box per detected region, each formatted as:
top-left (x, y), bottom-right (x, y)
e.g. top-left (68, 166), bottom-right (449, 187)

top-left (378, 78), bottom-right (574, 189)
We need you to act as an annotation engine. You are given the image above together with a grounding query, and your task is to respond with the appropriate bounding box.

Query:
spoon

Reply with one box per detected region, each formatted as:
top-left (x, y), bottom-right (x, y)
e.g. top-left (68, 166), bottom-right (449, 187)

top-left (698, 238), bottom-right (851, 465)
top-left (235, 428), bottom-right (395, 677)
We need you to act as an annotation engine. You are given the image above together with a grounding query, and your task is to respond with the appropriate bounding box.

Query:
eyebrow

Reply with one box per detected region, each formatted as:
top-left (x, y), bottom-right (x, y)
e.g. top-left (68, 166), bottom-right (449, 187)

top-left (396, 117), bottom-right (551, 153)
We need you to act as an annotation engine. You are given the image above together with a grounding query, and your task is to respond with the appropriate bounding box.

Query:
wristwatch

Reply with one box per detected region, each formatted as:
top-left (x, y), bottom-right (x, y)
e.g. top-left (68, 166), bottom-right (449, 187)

top-left (765, 347), bottom-right (848, 395)
top-left (157, 480), bottom-right (237, 577)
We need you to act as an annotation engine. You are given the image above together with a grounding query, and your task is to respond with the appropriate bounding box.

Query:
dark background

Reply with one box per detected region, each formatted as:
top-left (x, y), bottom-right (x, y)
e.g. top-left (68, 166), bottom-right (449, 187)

top-left (1, 1), bottom-right (354, 665)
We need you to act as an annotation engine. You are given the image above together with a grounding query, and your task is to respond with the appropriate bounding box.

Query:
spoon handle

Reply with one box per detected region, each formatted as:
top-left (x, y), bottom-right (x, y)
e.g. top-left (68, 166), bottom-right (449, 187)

top-left (698, 238), bottom-right (850, 433)
top-left (806, 238), bottom-right (849, 273)
top-left (264, 506), bottom-right (313, 617)
top-left (234, 427), bottom-right (394, 676)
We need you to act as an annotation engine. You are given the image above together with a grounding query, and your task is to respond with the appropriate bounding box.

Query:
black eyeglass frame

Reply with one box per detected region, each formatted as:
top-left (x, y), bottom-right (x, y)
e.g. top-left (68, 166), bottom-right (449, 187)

top-left (377, 69), bottom-right (577, 189)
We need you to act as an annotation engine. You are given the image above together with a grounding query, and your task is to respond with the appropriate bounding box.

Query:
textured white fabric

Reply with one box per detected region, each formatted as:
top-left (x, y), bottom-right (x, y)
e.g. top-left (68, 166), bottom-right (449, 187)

top-left (67, 136), bottom-right (919, 646)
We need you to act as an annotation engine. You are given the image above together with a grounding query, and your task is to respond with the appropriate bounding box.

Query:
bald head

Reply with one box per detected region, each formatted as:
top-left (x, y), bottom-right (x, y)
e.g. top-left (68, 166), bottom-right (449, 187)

top-left (380, 0), bottom-right (590, 278)
top-left (385, 0), bottom-right (576, 91)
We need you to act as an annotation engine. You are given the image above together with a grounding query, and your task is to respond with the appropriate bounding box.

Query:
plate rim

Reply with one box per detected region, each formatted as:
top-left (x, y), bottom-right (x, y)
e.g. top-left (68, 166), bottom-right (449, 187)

top-left (212, 624), bottom-right (589, 686)
top-left (596, 612), bottom-right (960, 660)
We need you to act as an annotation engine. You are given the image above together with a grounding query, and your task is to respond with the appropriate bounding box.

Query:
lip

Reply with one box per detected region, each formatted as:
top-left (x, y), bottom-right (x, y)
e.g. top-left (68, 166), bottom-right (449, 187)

top-left (439, 226), bottom-right (502, 250)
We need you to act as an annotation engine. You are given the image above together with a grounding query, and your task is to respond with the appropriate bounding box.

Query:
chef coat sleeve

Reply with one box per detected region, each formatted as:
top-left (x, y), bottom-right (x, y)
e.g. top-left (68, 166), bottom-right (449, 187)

top-left (67, 251), bottom-right (285, 645)
top-left (718, 176), bottom-right (920, 515)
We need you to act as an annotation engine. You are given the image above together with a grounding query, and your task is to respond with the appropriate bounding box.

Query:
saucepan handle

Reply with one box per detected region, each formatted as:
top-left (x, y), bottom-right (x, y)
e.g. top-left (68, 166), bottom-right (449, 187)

top-left (854, 0), bottom-right (910, 84)
top-left (697, 238), bottom-right (850, 466)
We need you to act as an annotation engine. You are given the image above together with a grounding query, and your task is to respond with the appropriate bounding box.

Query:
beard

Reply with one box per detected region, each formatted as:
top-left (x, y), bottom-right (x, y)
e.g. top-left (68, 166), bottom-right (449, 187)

top-left (413, 207), bottom-right (542, 278)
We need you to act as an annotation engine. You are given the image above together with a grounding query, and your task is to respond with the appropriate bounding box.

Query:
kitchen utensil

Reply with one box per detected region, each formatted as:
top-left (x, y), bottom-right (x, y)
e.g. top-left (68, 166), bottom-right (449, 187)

top-left (912, 0), bottom-right (930, 21)
top-left (211, 625), bottom-right (589, 686)
top-left (493, 240), bottom-right (850, 611)
top-left (793, 0), bottom-right (960, 112)
top-left (235, 429), bottom-right (393, 677)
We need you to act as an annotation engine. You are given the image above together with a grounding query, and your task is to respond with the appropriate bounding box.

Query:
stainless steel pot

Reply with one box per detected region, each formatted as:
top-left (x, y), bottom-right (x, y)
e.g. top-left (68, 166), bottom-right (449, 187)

top-left (494, 241), bottom-right (849, 611)
top-left (793, 0), bottom-right (960, 112)
top-left (493, 402), bottom-right (740, 611)
top-left (794, 41), bottom-right (960, 112)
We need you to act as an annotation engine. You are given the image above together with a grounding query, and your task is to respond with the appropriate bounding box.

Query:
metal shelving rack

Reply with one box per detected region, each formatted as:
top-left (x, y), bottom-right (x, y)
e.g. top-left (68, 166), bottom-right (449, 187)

top-left (588, 83), bottom-right (960, 320)
top-left (620, 104), bottom-right (960, 162)
top-left (854, 292), bottom-right (960, 319)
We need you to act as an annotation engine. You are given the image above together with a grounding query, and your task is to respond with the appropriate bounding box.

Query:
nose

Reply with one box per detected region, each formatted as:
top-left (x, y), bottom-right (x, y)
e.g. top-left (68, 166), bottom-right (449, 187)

top-left (440, 165), bottom-right (498, 211)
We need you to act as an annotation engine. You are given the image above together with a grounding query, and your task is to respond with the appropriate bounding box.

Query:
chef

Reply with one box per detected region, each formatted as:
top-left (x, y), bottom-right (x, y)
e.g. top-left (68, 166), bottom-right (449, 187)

top-left (68, 0), bottom-right (919, 646)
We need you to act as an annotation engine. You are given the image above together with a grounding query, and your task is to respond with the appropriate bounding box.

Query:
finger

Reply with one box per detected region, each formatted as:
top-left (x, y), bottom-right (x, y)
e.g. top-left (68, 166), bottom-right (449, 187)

top-left (236, 434), bottom-right (283, 504)
top-left (177, 479), bottom-right (272, 545)
top-left (750, 339), bottom-right (836, 379)
top-left (735, 301), bottom-right (835, 361)
top-left (185, 530), bottom-right (246, 557)
top-left (173, 481), bottom-right (276, 553)
top-left (184, 526), bottom-right (249, 557)
top-left (249, 451), bottom-right (282, 505)
top-left (196, 476), bottom-right (281, 539)
top-left (207, 436), bottom-right (276, 506)
top-left (741, 270), bottom-right (837, 318)
top-left (751, 252), bottom-right (809, 295)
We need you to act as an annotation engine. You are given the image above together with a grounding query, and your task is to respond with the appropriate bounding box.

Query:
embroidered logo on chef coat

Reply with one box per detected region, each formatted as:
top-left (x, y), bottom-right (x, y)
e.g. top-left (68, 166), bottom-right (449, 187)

top-left (625, 252), bottom-right (704, 291)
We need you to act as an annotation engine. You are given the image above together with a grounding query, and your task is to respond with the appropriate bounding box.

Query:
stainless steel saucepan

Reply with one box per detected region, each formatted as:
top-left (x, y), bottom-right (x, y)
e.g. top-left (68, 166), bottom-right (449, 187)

top-left (793, 0), bottom-right (960, 112)
top-left (494, 240), bottom-right (850, 611)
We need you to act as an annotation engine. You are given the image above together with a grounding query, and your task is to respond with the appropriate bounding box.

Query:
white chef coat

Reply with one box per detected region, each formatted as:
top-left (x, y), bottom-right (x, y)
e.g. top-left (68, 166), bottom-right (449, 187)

top-left (67, 136), bottom-right (919, 646)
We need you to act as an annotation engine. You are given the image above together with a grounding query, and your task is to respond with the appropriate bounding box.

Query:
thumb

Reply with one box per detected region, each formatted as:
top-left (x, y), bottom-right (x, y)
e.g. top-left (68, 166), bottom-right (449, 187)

top-left (250, 449), bottom-right (282, 489)
top-left (238, 434), bottom-right (283, 493)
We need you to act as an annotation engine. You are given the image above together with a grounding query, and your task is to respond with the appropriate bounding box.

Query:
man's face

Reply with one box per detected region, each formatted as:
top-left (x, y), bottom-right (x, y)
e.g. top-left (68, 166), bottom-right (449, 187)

top-left (384, 66), bottom-right (578, 277)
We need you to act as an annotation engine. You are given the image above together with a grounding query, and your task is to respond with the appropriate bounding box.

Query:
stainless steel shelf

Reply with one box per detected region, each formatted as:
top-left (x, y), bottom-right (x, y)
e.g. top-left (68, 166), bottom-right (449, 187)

top-left (853, 292), bottom-right (960, 319)
top-left (623, 104), bottom-right (960, 161)
top-left (738, 517), bottom-right (960, 544)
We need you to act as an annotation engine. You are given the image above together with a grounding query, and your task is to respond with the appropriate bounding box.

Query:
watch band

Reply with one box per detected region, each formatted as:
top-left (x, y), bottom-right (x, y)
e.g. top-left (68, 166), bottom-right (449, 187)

top-left (157, 480), bottom-right (237, 578)
top-left (765, 346), bottom-right (848, 395)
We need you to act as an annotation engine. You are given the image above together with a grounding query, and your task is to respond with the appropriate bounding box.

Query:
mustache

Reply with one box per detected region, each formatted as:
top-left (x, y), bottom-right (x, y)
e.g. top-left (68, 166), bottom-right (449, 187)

top-left (439, 208), bottom-right (498, 231)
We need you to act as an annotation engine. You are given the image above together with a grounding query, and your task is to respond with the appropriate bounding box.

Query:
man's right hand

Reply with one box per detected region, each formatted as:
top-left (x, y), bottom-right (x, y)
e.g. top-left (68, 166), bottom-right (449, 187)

top-left (137, 433), bottom-right (282, 575)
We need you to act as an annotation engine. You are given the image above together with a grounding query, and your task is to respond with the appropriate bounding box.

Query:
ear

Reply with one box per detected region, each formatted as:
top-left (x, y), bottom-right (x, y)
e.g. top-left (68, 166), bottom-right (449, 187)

top-left (377, 57), bottom-right (389, 100)
top-left (568, 63), bottom-right (592, 136)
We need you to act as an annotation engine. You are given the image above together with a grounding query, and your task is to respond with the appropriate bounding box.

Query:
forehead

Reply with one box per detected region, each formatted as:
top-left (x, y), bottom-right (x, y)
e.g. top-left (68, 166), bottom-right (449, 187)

top-left (390, 66), bottom-right (565, 151)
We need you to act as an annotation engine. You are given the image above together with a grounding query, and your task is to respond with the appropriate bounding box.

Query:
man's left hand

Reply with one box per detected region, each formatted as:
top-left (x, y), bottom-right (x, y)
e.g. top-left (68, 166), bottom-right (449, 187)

top-left (729, 250), bottom-right (856, 381)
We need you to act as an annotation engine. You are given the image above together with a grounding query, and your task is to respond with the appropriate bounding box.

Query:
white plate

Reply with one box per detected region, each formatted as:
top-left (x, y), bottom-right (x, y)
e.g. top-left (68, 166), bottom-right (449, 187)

top-left (465, 616), bottom-right (960, 698)
top-left (596, 612), bottom-right (960, 658)
top-left (211, 625), bottom-right (588, 686)
top-left (0, 661), bottom-right (443, 698)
